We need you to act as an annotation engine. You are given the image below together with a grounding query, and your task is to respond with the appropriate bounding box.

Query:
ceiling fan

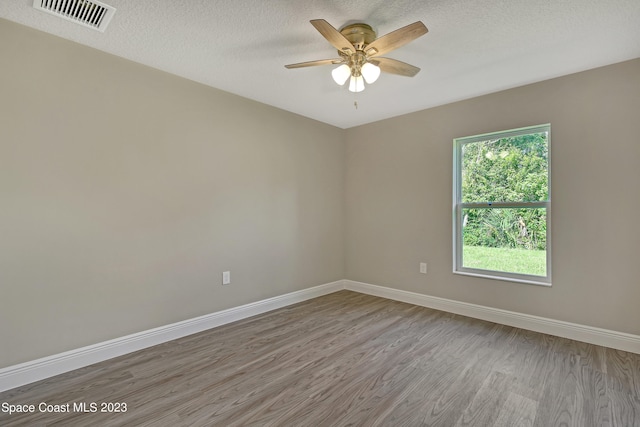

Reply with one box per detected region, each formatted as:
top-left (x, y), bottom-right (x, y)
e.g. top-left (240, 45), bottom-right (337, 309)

top-left (285, 19), bottom-right (428, 92)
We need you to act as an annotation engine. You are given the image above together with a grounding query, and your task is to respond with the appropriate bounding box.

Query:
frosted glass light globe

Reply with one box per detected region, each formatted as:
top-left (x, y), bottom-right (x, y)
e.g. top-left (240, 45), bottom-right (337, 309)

top-left (331, 64), bottom-right (351, 85)
top-left (361, 62), bottom-right (381, 84)
top-left (349, 75), bottom-right (365, 93)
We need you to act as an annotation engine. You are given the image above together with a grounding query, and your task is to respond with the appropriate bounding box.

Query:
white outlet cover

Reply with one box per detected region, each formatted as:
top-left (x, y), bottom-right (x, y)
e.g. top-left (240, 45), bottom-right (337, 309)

top-left (420, 263), bottom-right (427, 274)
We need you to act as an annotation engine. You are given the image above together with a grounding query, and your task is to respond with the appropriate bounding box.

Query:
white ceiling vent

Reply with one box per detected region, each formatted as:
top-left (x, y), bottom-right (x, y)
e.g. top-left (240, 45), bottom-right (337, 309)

top-left (33, 0), bottom-right (116, 32)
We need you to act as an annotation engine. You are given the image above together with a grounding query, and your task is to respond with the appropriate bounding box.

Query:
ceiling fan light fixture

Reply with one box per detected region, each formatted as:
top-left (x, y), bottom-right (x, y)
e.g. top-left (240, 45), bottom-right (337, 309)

top-left (331, 64), bottom-right (351, 85)
top-left (285, 19), bottom-right (428, 93)
top-left (361, 62), bottom-right (381, 84)
top-left (349, 75), bottom-right (365, 93)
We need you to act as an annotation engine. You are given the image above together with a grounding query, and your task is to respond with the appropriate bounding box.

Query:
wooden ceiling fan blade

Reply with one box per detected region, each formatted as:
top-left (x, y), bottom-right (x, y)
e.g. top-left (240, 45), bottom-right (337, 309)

top-left (285, 58), bottom-right (344, 69)
top-left (310, 19), bottom-right (355, 54)
top-left (365, 21), bottom-right (428, 57)
top-left (370, 57), bottom-right (421, 77)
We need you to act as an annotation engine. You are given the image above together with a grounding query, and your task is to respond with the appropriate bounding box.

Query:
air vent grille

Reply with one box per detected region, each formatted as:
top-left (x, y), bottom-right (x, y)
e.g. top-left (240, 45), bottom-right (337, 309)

top-left (33, 0), bottom-right (116, 32)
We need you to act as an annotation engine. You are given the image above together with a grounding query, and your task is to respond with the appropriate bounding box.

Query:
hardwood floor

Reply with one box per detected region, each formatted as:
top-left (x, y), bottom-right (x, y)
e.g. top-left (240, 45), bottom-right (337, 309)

top-left (1, 290), bottom-right (639, 426)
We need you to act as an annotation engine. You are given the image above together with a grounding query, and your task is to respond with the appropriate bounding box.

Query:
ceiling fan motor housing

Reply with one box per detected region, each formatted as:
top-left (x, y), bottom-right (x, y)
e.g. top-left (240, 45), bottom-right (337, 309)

top-left (337, 23), bottom-right (376, 77)
top-left (339, 23), bottom-right (376, 51)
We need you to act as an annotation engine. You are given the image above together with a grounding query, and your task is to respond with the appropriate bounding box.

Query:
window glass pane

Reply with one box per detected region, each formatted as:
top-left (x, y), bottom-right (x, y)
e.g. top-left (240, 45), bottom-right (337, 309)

top-left (462, 207), bottom-right (547, 276)
top-left (461, 131), bottom-right (548, 203)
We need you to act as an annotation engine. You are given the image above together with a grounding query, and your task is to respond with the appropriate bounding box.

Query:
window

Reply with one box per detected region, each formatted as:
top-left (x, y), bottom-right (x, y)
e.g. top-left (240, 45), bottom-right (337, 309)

top-left (453, 124), bottom-right (551, 285)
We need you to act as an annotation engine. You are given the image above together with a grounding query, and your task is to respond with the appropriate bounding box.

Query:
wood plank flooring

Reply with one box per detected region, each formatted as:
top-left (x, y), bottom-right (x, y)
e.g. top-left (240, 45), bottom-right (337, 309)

top-left (1, 290), bottom-right (639, 426)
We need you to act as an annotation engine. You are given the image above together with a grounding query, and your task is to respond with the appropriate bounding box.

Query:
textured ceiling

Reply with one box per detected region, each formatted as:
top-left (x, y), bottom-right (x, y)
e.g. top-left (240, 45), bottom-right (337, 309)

top-left (2, 0), bottom-right (639, 128)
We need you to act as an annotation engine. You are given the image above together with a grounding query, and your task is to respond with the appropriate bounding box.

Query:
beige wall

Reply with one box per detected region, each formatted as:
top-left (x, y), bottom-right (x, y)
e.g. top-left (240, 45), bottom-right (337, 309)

top-left (346, 58), bottom-right (640, 335)
top-left (0, 20), bottom-right (345, 367)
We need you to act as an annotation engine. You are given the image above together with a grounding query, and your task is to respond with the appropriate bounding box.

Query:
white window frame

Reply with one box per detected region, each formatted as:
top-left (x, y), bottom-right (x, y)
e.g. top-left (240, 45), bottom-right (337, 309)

top-left (453, 124), bottom-right (551, 286)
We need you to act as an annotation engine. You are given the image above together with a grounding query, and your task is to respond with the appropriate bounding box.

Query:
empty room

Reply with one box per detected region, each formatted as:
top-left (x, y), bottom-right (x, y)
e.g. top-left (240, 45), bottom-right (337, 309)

top-left (1, 1), bottom-right (639, 426)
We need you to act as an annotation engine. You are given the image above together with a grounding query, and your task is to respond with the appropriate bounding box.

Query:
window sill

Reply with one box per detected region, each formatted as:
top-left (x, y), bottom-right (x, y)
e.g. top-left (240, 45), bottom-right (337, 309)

top-left (454, 270), bottom-right (552, 287)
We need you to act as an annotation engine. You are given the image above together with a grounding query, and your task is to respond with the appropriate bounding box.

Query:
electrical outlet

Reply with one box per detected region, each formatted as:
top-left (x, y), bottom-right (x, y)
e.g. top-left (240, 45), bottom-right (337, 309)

top-left (222, 271), bottom-right (231, 285)
top-left (420, 263), bottom-right (427, 274)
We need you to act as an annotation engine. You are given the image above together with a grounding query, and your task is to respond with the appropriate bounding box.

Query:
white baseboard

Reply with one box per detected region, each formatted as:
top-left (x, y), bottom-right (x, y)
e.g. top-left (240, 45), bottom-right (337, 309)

top-left (0, 280), bottom-right (344, 393)
top-left (3, 278), bottom-right (638, 393)
top-left (344, 280), bottom-right (640, 354)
